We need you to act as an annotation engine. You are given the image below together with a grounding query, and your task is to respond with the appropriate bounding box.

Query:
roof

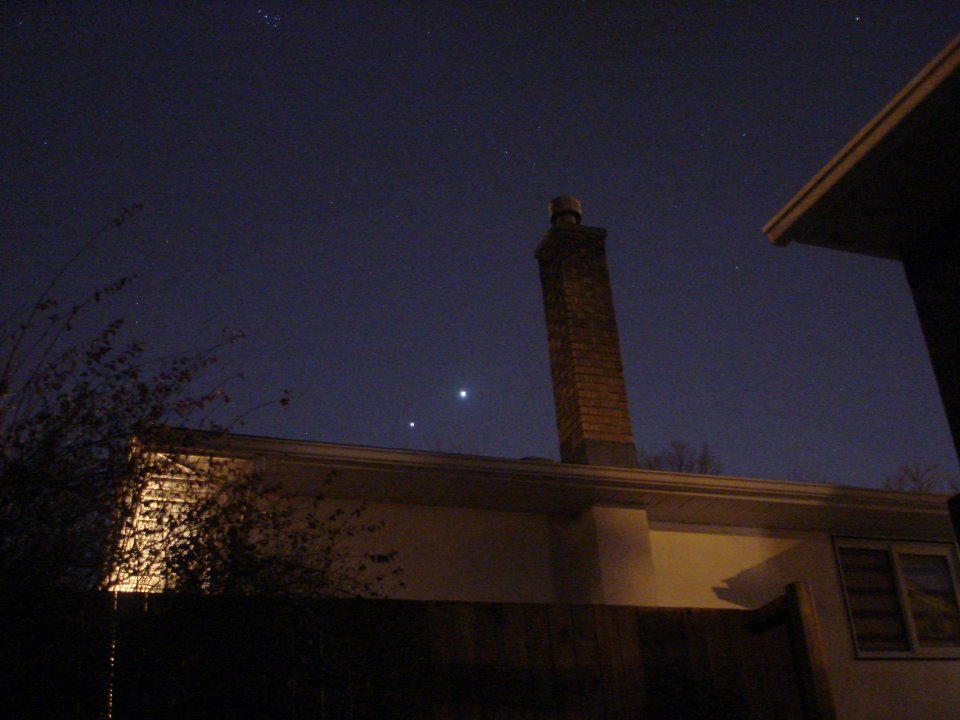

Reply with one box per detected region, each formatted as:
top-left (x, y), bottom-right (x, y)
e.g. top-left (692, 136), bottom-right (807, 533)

top-left (763, 33), bottom-right (960, 259)
top-left (145, 429), bottom-right (954, 541)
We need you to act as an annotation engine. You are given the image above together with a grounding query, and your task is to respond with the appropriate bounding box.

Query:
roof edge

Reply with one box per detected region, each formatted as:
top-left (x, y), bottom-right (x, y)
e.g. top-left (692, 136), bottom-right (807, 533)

top-left (763, 32), bottom-right (960, 247)
top-left (140, 427), bottom-right (951, 516)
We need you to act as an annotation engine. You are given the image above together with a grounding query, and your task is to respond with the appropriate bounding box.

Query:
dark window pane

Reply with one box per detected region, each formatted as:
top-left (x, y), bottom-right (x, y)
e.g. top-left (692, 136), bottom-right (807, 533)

top-left (900, 553), bottom-right (960, 648)
top-left (838, 547), bottom-right (910, 652)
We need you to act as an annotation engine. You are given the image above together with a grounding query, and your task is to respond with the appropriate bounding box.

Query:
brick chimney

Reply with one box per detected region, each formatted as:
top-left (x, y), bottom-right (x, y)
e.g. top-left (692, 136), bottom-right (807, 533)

top-left (536, 197), bottom-right (638, 468)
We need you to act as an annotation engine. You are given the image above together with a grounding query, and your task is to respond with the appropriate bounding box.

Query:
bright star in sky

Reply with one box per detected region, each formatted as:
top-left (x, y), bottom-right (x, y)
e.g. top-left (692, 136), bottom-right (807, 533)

top-left (459, 389), bottom-right (468, 399)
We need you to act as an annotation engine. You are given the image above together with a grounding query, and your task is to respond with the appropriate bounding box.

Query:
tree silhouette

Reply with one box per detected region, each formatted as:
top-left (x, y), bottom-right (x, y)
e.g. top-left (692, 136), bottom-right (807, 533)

top-left (882, 461), bottom-right (959, 494)
top-left (0, 208), bottom-right (400, 596)
top-left (637, 441), bottom-right (723, 475)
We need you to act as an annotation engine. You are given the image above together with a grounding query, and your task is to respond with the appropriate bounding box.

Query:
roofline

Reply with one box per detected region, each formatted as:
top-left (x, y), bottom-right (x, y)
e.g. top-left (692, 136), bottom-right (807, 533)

top-left (141, 428), bottom-right (950, 518)
top-left (763, 32), bottom-right (960, 247)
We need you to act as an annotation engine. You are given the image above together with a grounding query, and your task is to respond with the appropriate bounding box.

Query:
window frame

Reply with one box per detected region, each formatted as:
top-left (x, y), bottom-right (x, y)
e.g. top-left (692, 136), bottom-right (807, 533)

top-left (834, 537), bottom-right (960, 659)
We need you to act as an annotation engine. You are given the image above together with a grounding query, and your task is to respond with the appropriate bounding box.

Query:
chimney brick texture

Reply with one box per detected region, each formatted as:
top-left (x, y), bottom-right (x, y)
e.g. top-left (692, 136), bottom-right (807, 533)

top-left (536, 223), bottom-right (638, 468)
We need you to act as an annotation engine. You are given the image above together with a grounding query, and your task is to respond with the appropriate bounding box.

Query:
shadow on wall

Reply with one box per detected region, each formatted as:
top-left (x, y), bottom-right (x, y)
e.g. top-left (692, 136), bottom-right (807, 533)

top-left (713, 539), bottom-right (829, 609)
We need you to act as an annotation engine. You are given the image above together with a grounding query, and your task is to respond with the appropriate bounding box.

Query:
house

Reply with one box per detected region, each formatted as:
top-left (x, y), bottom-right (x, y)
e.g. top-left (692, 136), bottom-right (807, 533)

top-left (125, 180), bottom-right (960, 719)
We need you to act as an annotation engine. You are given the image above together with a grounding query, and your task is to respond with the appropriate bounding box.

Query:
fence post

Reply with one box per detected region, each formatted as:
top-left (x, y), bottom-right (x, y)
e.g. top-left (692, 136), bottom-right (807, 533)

top-left (785, 582), bottom-right (837, 720)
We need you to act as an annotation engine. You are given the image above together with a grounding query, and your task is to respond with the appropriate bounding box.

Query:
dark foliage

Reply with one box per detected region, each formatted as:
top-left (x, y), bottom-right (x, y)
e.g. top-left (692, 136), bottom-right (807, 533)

top-left (0, 208), bottom-right (400, 597)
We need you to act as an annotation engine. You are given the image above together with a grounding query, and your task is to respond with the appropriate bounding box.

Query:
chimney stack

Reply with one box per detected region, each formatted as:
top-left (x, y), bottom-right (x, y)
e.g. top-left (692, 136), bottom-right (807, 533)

top-left (536, 197), bottom-right (638, 468)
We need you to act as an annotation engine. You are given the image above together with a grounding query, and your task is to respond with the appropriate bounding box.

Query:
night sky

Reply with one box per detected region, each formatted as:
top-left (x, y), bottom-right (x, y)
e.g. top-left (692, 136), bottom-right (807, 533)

top-left (4, 2), bottom-right (960, 488)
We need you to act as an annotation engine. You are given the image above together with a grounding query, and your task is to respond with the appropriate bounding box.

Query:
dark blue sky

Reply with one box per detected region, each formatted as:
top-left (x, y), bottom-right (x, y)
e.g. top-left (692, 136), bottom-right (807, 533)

top-left (4, 2), bottom-right (959, 487)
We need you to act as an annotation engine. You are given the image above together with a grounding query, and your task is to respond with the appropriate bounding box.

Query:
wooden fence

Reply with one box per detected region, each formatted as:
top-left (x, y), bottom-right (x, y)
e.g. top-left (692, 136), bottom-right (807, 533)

top-left (1, 583), bottom-right (834, 719)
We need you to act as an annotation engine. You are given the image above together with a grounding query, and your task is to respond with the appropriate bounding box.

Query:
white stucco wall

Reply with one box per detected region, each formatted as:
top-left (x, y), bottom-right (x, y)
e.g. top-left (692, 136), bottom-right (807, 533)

top-left (649, 522), bottom-right (960, 720)
top-left (343, 500), bottom-right (657, 606)
top-left (343, 501), bottom-right (556, 603)
top-left (551, 504), bottom-right (658, 605)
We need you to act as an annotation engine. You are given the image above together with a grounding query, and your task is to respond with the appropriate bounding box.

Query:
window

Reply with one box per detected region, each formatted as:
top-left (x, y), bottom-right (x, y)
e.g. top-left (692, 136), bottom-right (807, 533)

top-left (835, 538), bottom-right (960, 658)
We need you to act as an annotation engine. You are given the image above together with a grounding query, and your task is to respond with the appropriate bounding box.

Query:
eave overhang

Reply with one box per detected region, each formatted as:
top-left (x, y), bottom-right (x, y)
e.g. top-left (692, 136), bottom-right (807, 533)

top-left (763, 33), bottom-right (960, 259)
top-left (143, 430), bottom-right (954, 541)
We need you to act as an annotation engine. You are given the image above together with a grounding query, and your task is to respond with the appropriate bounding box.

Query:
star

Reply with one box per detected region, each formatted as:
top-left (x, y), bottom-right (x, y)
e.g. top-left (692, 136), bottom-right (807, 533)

top-left (459, 389), bottom-right (468, 399)
top-left (256, 9), bottom-right (281, 28)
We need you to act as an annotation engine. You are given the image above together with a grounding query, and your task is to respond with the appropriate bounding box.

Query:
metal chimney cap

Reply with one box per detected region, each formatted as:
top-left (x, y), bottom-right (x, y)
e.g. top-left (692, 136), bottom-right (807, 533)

top-left (549, 196), bottom-right (582, 226)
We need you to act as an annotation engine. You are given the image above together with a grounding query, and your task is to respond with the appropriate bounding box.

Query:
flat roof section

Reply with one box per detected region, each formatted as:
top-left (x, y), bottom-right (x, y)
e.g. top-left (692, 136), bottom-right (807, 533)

top-left (764, 33), bottom-right (960, 259)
